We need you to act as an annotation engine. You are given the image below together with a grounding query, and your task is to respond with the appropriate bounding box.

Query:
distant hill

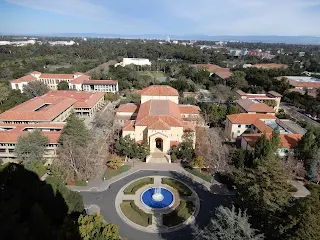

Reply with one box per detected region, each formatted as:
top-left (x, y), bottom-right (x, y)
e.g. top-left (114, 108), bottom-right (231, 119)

top-left (2, 33), bottom-right (320, 44)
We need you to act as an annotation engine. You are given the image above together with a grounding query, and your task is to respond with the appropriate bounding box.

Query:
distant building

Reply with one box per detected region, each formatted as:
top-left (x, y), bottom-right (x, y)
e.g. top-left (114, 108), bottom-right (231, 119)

top-left (251, 63), bottom-right (288, 69)
top-left (10, 72), bottom-right (118, 93)
top-left (279, 76), bottom-right (320, 90)
top-left (115, 58), bottom-right (151, 67)
top-left (48, 40), bottom-right (76, 46)
top-left (235, 99), bottom-right (276, 115)
top-left (192, 64), bottom-right (232, 82)
top-left (224, 113), bottom-right (304, 157)
top-left (230, 49), bottom-right (248, 57)
top-left (236, 90), bottom-right (282, 113)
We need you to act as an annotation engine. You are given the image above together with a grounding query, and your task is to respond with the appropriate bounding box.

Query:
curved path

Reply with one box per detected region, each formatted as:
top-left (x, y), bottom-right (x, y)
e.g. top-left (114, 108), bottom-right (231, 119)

top-left (80, 170), bottom-right (233, 240)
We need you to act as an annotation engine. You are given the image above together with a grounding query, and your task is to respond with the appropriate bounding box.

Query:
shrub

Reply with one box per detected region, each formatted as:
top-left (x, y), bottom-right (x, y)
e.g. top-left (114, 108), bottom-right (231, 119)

top-left (24, 161), bottom-right (47, 178)
top-left (120, 200), bottom-right (152, 226)
top-left (214, 172), bottom-right (235, 190)
top-left (161, 178), bottom-right (192, 196)
top-left (124, 178), bottom-right (154, 194)
top-left (163, 200), bottom-right (195, 227)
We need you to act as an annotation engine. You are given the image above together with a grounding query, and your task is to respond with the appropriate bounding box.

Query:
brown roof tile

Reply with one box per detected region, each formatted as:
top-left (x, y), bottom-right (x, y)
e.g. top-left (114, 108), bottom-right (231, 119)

top-left (179, 105), bottom-right (201, 114)
top-left (236, 99), bottom-right (275, 113)
top-left (117, 103), bottom-right (140, 113)
top-left (11, 75), bottom-right (37, 83)
top-left (227, 113), bottom-right (276, 124)
top-left (139, 85), bottom-right (178, 96)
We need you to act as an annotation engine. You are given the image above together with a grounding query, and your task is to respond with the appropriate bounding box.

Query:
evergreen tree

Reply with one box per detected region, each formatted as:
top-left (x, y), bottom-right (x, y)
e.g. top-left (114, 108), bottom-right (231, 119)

top-left (15, 129), bottom-right (49, 163)
top-left (178, 132), bottom-right (195, 162)
top-left (270, 129), bottom-right (281, 151)
top-left (199, 205), bottom-right (264, 240)
top-left (253, 133), bottom-right (272, 160)
top-left (59, 113), bottom-right (90, 147)
top-left (57, 81), bottom-right (69, 90)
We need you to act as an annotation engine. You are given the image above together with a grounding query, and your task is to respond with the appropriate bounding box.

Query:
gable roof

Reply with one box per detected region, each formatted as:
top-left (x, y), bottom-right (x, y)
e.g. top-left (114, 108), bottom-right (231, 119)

top-left (227, 113), bottom-right (276, 124)
top-left (236, 99), bottom-right (275, 113)
top-left (116, 103), bottom-right (140, 113)
top-left (139, 85), bottom-right (178, 96)
top-left (179, 105), bottom-right (201, 114)
top-left (11, 75), bottom-right (37, 83)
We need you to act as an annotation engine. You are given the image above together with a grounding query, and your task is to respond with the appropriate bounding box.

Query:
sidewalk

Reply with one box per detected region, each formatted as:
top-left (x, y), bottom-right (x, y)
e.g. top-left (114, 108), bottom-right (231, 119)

top-left (67, 162), bottom-right (213, 192)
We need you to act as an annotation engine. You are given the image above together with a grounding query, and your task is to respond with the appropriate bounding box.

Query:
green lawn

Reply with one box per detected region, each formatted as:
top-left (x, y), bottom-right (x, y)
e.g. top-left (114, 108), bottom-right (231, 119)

top-left (161, 178), bottom-right (192, 196)
top-left (120, 200), bottom-right (152, 227)
top-left (75, 180), bottom-right (87, 186)
top-left (124, 177), bottom-right (154, 194)
top-left (163, 200), bottom-right (195, 227)
top-left (140, 71), bottom-right (167, 78)
top-left (104, 165), bottom-right (131, 180)
top-left (184, 168), bottom-right (212, 183)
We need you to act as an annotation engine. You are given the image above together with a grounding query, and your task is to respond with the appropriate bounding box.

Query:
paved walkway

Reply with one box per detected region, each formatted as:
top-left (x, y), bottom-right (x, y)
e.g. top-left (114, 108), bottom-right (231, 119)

top-left (68, 163), bottom-right (214, 192)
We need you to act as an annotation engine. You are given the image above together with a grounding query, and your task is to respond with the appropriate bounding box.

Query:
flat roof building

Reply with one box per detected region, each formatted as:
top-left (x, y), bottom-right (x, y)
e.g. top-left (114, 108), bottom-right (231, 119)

top-left (279, 76), bottom-right (320, 89)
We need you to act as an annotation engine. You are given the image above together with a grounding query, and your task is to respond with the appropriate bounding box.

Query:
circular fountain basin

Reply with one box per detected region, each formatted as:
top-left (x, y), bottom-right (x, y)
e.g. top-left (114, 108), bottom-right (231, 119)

top-left (141, 187), bottom-right (174, 209)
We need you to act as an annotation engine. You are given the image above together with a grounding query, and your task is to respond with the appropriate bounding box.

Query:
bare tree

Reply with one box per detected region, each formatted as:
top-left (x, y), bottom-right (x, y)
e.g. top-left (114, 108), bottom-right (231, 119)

top-left (23, 81), bottom-right (49, 98)
top-left (279, 154), bottom-right (306, 179)
top-left (195, 127), bottom-right (231, 172)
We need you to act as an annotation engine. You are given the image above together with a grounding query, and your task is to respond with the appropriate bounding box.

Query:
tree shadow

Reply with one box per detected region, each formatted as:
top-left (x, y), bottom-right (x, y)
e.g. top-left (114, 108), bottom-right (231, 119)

top-left (157, 171), bottom-right (234, 240)
top-left (0, 163), bottom-right (82, 240)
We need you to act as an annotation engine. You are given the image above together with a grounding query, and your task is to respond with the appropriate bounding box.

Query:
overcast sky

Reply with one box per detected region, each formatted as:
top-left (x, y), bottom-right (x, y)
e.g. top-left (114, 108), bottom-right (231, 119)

top-left (1, 0), bottom-right (320, 36)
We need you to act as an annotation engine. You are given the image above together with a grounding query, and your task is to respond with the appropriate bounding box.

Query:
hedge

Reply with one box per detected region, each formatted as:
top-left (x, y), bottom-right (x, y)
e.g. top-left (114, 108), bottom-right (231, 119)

top-left (161, 178), bottom-right (192, 196)
top-left (184, 168), bottom-right (212, 183)
top-left (120, 200), bottom-right (152, 227)
top-left (123, 177), bottom-right (154, 194)
top-left (104, 165), bottom-right (131, 180)
top-left (163, 200), bottom-right (195, 227)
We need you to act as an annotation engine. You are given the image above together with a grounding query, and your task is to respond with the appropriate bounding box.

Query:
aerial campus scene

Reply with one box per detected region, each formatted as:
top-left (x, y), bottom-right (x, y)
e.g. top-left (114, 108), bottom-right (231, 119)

top-left (1, 0), bottom-right (320, 240)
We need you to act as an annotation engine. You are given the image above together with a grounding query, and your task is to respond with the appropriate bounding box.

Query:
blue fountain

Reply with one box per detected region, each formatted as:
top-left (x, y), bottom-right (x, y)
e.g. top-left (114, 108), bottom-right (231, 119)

top-left (141, 187), bottom-right (174, 209)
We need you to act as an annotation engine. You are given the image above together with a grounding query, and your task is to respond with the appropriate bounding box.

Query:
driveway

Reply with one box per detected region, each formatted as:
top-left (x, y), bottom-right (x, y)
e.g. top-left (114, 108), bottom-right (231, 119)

top-left (80, 170), bottom-right (234, 240)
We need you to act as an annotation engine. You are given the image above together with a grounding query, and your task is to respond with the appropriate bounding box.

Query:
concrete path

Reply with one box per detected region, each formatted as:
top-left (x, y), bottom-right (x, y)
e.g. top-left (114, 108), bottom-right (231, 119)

top-left (68, 163), bottom-right (213, 192)
top-left (290, 180), bottom-right (311, 198)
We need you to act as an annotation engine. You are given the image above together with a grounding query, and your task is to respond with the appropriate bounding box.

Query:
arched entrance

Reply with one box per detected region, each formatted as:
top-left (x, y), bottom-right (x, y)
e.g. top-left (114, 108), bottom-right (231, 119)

top-left (155, 138), bottom-right (163, 151)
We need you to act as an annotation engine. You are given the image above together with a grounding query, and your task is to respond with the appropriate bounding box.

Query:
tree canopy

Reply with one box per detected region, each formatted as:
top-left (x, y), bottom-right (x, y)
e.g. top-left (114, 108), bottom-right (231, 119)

top-left (57, 80), bottom-right (69, 90)
top-left (23, 81), bottom-right (49, 99)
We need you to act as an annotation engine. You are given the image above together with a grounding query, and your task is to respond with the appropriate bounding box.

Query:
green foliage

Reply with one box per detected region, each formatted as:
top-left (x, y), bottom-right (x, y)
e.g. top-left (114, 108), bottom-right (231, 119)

top-left (108, 156), bottom-right (124, 170)
top-left (200, 205), bottom-right (264, 240)
top-left (15, 129), bottom-right (49, 163)
top-left (184, 167), bottom-right (212, 183)
top-left (123, 177), bottom-right (154, 194)
top-left (23, 81), bottom-right (49, 99)
top-left (25, 161), bottom-right (47, 177)
top-left (120, 200), bottom-right (152, 227)
top-left (104, 92), bottom-right (119, 102)
top-left (75, 180), bottom-right (87, 186)
top-left (263, 99), bottom-right (277, 108)
top-left (253, 133), bottom-right (273, 160)
top-left (161, 178), bottom-right (192, 196)
top-left (192, 155), bottom-right (205, 169)
top-left (103, 165), bottom-right (131, 180)
top-left (57, 80), bottom-right (69, 90)
top-left (78, 214), bottom-right (120, 240)
top-left (59, 113), bottom-right (90, 147)
top-left (163, 201), bottom-right (195, 227)
top-left (231, 149), bottom-right (249, 168)
top-left (270, 129), bottom-right (281, 151)
top-left (115, 136), bottom-right (150, 159)
top-left (120, 92), bottom-right (141, 104)
top-left (173, 132), bottom-right (195, 161)
top-left (228, 71), bottom-right (248, 89)
top-left (0, 82), bottom-right (10, 105)
top-left (0, 89), bottom-right (28, 113)
top-left (199, 103), bottom-right (227, 125)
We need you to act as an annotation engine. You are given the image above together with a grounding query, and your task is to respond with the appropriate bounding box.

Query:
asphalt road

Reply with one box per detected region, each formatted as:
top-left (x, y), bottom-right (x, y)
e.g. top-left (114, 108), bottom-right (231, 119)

top-left (80, 170), bottom-right (233, 240)
top-left (280, 103), bottom-right (320, 127)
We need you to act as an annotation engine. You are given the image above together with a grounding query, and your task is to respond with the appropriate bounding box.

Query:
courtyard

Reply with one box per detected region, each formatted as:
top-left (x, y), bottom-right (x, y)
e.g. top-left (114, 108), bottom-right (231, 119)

top-left (80, 170), bottom-right (233, 240)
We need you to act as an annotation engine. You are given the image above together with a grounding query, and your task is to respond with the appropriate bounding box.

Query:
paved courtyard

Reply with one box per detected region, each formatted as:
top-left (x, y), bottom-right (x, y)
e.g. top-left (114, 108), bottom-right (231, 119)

top-left (80, 170), bottom-right (234, 240)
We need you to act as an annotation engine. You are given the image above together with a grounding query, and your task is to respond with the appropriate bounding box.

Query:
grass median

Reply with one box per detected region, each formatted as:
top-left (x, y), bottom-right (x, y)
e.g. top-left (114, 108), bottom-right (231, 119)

top-left (163, 200), bottom-right (195, 227)
top-left (161, 178), bottom-right (192, 196)
top-left (120, 200), bottom-right (152, 227)
top-left (103, 165), bottom-right (131, 180)
top-left (124, 177), bottom-right (154, 194)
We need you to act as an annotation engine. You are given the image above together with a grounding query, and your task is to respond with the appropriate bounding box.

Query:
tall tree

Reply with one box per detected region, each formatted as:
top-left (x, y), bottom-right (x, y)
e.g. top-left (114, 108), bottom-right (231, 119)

top-left (59, 113), bottom-right (90, 147)
top-left (0, 83), bottom-right (10, 105)
top-left (23, 81), bottom-right (49, 99)
top-left (198, 205), bottom-right (264, 240)
top-left (228, 71), bottom-right (248, 89)
top-left (15, 130), bottom-right (49, 163)
top-left (57, 81), bottom-right (69, 90)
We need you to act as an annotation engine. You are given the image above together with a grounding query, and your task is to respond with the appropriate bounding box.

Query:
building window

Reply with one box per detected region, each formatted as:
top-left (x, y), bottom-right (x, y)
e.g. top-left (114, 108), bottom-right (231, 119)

top-left (238, 125), bottom-right (241, 128)
top-left (245, 125), bottom-right (251, 128)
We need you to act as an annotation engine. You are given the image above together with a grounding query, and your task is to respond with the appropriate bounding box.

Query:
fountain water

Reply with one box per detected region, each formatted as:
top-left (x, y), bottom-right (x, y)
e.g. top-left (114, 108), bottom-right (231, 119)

top-left (152, 187), bottom-right (164, 202)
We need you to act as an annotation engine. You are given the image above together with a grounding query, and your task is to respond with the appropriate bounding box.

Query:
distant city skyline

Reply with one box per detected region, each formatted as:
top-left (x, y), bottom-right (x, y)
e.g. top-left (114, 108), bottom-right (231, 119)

top-left (1, 0), bottom-right (320, 36)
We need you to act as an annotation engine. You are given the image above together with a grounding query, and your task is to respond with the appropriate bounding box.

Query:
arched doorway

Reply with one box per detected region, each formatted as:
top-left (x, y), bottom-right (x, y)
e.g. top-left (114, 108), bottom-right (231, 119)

top-left (155, 138), bottom-right (163, 151)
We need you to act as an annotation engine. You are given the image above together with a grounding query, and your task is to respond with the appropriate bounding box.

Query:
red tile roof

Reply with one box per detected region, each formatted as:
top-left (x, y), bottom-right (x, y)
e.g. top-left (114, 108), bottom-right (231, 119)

top-left (215, 71), bottom-right (232, 79)
top-left (193, 64), bottom-right (232, 79)
top-left (252, 64), bottom-right (288, 69)
top-left (83, 80), bottom-right (118, 85)
top-left (236, 99), bottom-right (275, 113)
top-left (242, 133), bottom-right (302, 149)
top-left (69, 75), bottom-right (90, 84)
top-left (11, 75), bottom-right (37, 83)
top-left (253, 119), bottom-right (273, 133)
top-left (0, 91), bottom-right (104, 122)
top-left (227, 113), bottom-right (276, 124)
top-left (39, 73), bottom-right (75, 79)
top-left (288, 80), bottom-right (320, 89)
top-left (123, 121), bottom-right (135, 131)
top-left (149, 118), bottom-right (171, 130)
top-left (0, 123), bottom-right (65, 144)
top-left (179, 105), bottom-right (201, 114)
top-left (116, 103), bottom-right (140, 113)
top-left (139, 85), bottom-right (178, 96)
